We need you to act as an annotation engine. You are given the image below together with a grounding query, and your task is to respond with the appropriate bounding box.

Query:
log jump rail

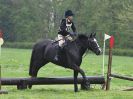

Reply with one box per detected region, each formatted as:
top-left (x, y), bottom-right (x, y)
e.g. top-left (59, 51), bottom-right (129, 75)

top-left (1, 76), bottom-right (105, 90)
top-left (111, 74), bottom-right (133, 81)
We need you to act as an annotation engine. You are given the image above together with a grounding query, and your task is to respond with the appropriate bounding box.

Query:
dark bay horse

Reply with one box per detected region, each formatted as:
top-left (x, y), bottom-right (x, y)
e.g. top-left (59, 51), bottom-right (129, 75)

top-left (29, 33), bottom-right (101, 92)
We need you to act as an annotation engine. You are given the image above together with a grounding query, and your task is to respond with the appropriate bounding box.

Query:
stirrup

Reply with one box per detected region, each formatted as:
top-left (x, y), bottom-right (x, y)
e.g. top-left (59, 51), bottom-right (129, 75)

top-left (54, 55), bottom-right (59, 61)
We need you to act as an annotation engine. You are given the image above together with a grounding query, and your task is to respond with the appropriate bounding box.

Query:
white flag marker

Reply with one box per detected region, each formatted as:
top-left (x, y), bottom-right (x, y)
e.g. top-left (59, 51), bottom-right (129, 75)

top-left (104, 34), bottom-right (111, 41)
top-left (102, 34), bottom-right (111, 76)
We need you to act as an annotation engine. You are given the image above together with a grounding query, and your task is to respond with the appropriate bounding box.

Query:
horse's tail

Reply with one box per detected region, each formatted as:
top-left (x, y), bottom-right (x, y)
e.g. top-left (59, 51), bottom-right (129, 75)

top-left (29, 48), bottom-right (36, 77)
top-left (29, 40), bottom-right (50, 77)
top-left (28, 48), bottom-right (36, 89)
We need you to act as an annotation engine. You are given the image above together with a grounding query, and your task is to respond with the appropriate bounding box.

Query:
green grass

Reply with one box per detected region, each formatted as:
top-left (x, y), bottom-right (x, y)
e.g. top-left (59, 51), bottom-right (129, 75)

top-left (0, 48), bottom-right (133, 99)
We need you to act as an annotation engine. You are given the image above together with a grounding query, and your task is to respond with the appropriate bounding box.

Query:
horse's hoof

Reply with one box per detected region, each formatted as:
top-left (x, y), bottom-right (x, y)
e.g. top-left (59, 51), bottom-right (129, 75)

top-left (81, 80), bottom-right (90, 90)
top-left (28, 84), bottom-right (32, 89)
top-left (101, 82), bottom-right (106, 90)
top-left (74, 89), bottom-right (79, 92)
top-left (28, 76), bottom-right (36, 89)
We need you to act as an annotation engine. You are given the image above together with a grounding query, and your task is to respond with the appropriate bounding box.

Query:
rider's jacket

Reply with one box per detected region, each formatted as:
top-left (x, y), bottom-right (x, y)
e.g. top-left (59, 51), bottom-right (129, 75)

top-left (58, 19), bottom-right (76, 36)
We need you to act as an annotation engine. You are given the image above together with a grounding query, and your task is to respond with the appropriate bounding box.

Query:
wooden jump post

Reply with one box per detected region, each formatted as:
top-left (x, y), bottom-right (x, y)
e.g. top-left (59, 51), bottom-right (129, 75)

top-left (105, 36), bottom-right (133, 91)
top-left (105, 35), bottom-right (114, 90)
top-left (1, 76), bottom-right (105, 90)
top-left (105, 45), bottom-right (112, 90)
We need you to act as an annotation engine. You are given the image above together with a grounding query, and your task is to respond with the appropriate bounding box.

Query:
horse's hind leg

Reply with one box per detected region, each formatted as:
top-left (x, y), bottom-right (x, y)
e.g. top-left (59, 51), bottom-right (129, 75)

top-left (28, 60), bottom-right (48, 89)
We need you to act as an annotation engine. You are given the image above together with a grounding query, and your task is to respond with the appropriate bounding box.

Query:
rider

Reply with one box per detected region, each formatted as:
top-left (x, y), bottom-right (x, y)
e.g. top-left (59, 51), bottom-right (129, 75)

top-left (54, 10), bottom-right (77, 61)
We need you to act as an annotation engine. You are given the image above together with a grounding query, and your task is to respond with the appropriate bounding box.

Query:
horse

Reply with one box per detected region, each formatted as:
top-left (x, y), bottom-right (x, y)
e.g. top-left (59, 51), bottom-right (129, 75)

top-left (29, 33), bottom-right (101, 92)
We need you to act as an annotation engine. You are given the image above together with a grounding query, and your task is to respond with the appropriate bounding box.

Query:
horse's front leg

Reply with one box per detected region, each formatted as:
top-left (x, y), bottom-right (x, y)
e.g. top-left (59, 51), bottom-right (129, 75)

top-left (74, 70), bottom-right (78, 92)
top-left (79, 68), bottom-right (90, 90)
top-left (72, 64), bottom-right (90, 90)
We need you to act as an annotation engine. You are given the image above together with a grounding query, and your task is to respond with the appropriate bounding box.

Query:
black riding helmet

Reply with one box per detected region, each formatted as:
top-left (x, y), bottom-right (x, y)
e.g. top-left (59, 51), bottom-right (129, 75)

top-left (65, 10), bottom-right (74, 18)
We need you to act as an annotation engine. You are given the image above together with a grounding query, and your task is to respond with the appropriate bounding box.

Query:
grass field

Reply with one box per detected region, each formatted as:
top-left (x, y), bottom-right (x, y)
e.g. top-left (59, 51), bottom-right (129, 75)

top-left (0, 48), bottom-right (133, 99)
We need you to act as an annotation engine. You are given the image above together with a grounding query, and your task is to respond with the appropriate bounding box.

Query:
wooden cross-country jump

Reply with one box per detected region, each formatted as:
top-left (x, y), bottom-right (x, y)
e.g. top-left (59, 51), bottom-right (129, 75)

top-left (1, 76), bottom-right (105, 90)
top-left (105, 36), bottom-right (133, 91)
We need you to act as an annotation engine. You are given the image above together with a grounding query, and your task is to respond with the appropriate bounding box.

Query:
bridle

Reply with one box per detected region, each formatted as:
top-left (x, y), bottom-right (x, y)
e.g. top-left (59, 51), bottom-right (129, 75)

top-left (83, 38), bottom-right (101, 58)
top-left (88, 38), bottom-right (101, 51)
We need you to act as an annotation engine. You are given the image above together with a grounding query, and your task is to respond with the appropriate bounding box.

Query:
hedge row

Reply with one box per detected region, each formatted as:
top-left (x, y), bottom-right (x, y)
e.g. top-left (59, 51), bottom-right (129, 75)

top-left (3, 42), bottom-right (35, 49)
top-left (3, 42), bottom-right (133, 57)
top-left (105, 48), bottom-right (133, 57)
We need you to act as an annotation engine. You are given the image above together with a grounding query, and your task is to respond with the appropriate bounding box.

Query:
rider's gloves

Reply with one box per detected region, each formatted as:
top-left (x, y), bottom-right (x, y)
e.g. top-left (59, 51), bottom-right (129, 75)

top-left (73, 32), bottom-right (77, 36)
top-left (69, 32), bottom-right (77, 36)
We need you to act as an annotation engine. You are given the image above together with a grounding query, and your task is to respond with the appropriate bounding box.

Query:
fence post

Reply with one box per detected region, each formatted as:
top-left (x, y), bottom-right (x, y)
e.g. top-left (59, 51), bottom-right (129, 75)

top-left (106, 36), bottom-right (114, 90)
top-left (106, 47), bottom-right (112, 90)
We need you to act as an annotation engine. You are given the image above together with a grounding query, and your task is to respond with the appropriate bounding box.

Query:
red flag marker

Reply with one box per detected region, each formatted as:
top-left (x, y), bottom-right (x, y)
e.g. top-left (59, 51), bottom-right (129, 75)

top-left (109, 36), bottom-right (114, 49)
top-left (0, 31), bottom-right (4, 46)
top-left (0, 32), bottom-right (2, 38)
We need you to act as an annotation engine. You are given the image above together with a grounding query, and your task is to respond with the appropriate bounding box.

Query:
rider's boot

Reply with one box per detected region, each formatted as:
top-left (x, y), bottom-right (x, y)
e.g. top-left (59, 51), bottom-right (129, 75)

top-left (54, 45), bottom-right (63, 61)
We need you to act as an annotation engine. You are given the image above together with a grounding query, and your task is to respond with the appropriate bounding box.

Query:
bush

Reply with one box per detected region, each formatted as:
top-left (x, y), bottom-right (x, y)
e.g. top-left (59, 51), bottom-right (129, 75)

top-left (105, 48), bottom-right (133, 57)
top-left (3, 42), bottom-right (133, 57)
top-left (3, 42), bottom-right (35, 49)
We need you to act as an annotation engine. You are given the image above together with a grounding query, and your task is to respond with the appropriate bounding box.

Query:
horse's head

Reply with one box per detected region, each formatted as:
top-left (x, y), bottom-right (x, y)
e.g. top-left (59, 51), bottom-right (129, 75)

top-left (88, 33), bottom-right (102, 55)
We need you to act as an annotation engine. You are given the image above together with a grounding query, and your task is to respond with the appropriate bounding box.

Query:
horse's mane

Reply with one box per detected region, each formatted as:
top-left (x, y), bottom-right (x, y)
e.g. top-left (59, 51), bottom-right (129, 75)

top-left (77, 34), bottom-right (88, 40)
top-left (75, 34), bottom-right (88, 47)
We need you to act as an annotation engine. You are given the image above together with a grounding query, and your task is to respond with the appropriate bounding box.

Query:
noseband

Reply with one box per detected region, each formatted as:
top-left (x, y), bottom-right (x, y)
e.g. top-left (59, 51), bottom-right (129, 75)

top-left (88, 38), bottom-right (100, 51)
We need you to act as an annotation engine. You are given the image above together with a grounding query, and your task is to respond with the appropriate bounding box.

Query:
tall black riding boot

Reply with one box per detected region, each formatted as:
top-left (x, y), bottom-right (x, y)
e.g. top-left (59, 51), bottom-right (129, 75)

top-left (54, 46), bottom-right (62, 61)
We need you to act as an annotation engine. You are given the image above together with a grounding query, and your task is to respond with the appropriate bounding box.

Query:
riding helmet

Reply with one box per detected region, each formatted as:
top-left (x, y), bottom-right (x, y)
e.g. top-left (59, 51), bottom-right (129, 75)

top-left (65, 10), bottom-right (74, 18)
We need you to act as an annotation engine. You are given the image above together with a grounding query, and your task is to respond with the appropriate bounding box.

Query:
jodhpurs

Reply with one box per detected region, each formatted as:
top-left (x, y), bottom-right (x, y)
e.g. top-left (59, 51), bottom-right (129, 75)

top-left (58, 34), bottom-right (73, 47)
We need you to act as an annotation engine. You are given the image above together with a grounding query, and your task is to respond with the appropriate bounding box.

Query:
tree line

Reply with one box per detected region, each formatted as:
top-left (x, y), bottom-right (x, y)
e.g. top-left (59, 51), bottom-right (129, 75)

top-left (0, 0), bottom-right (133, 49)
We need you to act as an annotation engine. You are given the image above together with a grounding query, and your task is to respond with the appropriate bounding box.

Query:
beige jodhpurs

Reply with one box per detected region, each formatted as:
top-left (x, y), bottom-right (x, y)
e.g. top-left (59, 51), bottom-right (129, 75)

top-left (58, 34), bottom-right (73, 47)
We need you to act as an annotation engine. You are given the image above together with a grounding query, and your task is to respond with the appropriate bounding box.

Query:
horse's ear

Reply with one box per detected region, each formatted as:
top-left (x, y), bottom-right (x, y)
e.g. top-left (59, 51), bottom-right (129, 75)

top-left (93, 33), bottom-right (96, 37)
top-left (89, 33), bottom-right (93, 38)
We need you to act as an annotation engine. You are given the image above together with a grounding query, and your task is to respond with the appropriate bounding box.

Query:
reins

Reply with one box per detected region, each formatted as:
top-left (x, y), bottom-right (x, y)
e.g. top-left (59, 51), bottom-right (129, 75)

top-left (52, 39), bottom-right (63, 44)
top-left (83, 49), bottom-right (89, 58)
